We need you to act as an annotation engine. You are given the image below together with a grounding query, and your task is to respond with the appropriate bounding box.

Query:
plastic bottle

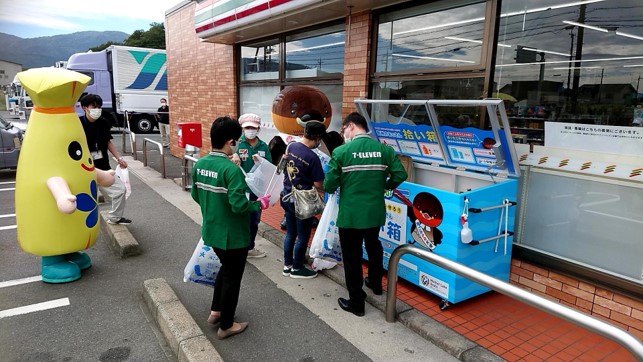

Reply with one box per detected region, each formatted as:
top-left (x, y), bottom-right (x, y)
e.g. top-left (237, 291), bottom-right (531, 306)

top-left (460, 215), bottom-right (473, 244)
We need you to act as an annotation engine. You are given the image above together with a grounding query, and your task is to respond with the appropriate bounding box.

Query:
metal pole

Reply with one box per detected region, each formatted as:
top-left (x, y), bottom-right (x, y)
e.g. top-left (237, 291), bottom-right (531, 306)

top-left (182, 154), bottom-right (199, 191)
top-left (142, 138), bottom-right (166, 178)
top-left (385, 244), bottom-right (643, 359)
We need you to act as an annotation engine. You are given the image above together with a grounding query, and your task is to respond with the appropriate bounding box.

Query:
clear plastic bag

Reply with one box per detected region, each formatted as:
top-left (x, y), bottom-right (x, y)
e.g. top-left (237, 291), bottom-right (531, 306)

top-left (244, 157), bottom-right (284, 205)
top-left (183, 238), bottom-right (221, 288)
top-left (309, 193), bottom-right (342, 263)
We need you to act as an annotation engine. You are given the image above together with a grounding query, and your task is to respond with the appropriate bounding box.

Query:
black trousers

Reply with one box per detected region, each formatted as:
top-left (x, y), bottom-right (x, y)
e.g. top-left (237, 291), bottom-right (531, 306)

top-left (211, 247), bottom-right (248, 330)
top-left (338, 227), bottom-right (383, 309)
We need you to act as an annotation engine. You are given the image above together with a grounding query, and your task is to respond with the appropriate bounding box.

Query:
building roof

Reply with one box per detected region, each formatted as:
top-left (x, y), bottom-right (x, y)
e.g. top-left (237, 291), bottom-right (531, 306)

top-left (0, 59), bottom-right (23, 66)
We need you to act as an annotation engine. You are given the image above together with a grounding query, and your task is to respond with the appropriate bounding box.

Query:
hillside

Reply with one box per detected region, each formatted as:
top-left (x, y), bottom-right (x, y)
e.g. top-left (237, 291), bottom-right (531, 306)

top-left (0, 31), bottom-right (129, 69)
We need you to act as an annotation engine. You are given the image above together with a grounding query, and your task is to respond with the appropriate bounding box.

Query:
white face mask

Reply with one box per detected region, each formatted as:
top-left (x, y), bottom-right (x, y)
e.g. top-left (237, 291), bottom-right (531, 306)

top-left (229, 141), bottom-right (238, 154)
top-left (244, 129), bottom-right (258, 140)
top-left (88, 108), bottom-right (102, 120)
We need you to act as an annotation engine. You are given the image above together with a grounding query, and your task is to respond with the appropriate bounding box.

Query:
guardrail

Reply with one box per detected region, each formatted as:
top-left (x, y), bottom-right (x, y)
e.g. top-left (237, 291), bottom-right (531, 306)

top-left (122, 111), bottom-right (137, 160)
top-left (142, 138), bottom-right (165, 178)
top-left (182, 154), bottom-right (199, 191)
top-left (121, 128), bottom-right (137, 160)
top-left (385, 244), bottom-right (643, 359)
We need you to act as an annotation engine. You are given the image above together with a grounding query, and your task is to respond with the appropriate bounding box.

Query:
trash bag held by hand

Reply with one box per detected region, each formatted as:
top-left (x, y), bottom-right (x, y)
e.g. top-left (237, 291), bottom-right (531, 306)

top-left (183, 238), bottom-right (221, 288)
top-left (245, 157), bottom-right (283, 206)
top-left (309, 193), bottom-right (342, 263)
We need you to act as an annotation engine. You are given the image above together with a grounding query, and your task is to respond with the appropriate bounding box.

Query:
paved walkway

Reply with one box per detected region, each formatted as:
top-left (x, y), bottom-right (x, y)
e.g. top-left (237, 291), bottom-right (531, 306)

top-left (116, 155), bottom-right (464, 361)
top-left (120, 140), bottom-right (639, 362)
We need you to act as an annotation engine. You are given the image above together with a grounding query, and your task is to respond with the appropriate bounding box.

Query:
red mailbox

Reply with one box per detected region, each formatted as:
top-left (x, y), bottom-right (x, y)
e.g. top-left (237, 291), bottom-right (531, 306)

top-left (177, 122), bottom-right (202, 148)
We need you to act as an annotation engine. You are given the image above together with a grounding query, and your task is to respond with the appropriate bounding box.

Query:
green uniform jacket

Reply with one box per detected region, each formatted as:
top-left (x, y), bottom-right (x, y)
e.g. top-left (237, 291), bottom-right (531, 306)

top-left (191, 151), bottom-right (261, 250)
top-left (237, 136), bottom-right (272, 173)
top-left (237, 136), bottom-right (272, 194)
top-left (324, 134), bottom-right (408, 229)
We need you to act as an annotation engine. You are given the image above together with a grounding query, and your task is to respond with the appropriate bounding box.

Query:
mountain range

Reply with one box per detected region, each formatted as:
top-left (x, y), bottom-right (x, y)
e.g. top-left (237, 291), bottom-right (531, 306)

top-left (0, 31), bottom-right (129, 69)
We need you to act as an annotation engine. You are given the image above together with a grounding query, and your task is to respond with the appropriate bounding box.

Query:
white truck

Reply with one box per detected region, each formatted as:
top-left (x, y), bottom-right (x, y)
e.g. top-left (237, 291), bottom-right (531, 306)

top-left (66, 45), bottom-right (168, 133)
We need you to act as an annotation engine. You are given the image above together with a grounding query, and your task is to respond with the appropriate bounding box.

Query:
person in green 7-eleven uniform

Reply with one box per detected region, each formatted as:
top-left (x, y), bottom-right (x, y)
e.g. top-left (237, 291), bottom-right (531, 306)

top-left (323, 112), bottom-right (408, 317)
top-left (230, 113), bottom-right (272, 258)
top-left (191, 116), bottom-right (270, 339)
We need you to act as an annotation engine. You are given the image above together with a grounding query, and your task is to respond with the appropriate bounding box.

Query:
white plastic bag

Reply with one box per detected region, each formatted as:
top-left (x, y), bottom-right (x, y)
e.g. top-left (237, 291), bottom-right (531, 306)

top-left (312, 258), bottom-right (337, 271)
top-left (309, 193), bottom-right (342, 264)
top-left (244, 157), bottom-right (284, 205)
top-left (183, 238), bottom-right (221, 288)
top-left (115, 165), bottom-right (131, 199)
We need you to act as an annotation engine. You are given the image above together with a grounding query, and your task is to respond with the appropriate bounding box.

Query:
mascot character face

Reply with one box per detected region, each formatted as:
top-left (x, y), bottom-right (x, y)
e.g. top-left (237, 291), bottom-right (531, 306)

top-left (271, 85), bottom-right (332, 136)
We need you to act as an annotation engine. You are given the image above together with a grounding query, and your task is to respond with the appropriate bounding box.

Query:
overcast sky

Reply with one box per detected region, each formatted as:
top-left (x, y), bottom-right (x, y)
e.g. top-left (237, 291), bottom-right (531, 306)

top-left (0, 0), bottom-right (182, 38)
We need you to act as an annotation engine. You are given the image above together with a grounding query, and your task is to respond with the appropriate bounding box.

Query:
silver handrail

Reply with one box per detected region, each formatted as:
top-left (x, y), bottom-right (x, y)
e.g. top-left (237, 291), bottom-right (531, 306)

top-left (385, 244), bottom-right (643, 359)
top-left (142, 138), bottom-right (165, 178)
top-left (182, 154), bottom-right (199, 191)
top-left (123, 111), bottom-right (137, 161)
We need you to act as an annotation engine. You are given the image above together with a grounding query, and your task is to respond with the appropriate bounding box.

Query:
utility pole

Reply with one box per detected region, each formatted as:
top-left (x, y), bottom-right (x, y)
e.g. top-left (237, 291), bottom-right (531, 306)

top-left (637, 75), bottom-right (641, 104)
top-left (571, 4), bottom-right (586, 114)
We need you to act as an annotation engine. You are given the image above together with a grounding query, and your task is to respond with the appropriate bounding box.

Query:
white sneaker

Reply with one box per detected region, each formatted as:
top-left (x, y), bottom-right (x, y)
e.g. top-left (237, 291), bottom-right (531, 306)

top-left (247, 248), bottom-right (266, 258)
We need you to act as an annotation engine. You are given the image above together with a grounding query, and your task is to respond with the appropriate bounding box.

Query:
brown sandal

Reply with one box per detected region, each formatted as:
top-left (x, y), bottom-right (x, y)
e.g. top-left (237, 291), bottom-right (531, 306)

top-left (217, 322), bottom-right (248, 340)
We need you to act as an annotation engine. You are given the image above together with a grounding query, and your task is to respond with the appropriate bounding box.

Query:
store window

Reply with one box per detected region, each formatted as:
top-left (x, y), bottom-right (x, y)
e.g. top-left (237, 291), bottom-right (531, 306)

top-left (286, 25), bottom-right (345, 79)
top-left (239, 24), bottom-right (345, 139)
top-left (372, 0), bottom-right (490, 126)
top-left (495, 0), bottom-right (643, 290)
top-left (376, 1), bottom-right (487, 73)
top-left (240, 38), bottom-right (279, 81)
top-left (495, 0), bottom-right (643, 144)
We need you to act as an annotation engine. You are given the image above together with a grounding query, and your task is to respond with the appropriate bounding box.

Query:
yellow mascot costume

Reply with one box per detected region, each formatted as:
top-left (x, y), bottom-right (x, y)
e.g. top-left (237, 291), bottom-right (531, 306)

top-left (15, 68), bottom-right (115, 283)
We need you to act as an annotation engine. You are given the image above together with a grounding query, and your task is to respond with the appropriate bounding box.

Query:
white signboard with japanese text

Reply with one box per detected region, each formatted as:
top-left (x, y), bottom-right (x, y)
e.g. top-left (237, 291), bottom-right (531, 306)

top-left (545, 122), bottom-right (643, 157)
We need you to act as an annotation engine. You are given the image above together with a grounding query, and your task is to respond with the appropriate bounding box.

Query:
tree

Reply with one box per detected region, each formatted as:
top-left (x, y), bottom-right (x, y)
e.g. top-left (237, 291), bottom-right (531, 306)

top-left (124, 22), bottom-right (165, 49)
top-left (87, 23), bottom-right (166, 52)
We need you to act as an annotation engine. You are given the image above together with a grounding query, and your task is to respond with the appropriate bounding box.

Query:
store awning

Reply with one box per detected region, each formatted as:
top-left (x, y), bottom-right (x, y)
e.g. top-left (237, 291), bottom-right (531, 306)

top-left (195, 0), bottom-right (409, 44)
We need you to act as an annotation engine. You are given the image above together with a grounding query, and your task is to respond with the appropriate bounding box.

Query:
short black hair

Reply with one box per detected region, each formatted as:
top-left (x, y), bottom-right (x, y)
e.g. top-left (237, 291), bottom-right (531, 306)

top-left (304, 121), bottom-right (326, 140)
top-left (343, 112), bottom-right (369, 132)
top-left (80, 94), bottom-right (103, 108)
top-left (210, 116), bottom-right (241, 149)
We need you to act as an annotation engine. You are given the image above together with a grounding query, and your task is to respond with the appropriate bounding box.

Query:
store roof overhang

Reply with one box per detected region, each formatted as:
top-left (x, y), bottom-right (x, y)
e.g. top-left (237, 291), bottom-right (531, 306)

top-left (195, 0), bottom-right (409, 44)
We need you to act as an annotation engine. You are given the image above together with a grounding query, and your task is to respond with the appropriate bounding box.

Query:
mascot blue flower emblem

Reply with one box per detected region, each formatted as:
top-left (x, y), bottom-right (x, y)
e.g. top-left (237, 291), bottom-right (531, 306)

top-left (75, 180), bottom-right (98, 228)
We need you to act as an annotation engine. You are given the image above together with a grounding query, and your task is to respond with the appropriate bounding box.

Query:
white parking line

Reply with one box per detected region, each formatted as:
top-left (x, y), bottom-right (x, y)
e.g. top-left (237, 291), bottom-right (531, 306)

top-left (0, 276), bottom-right (42, 288)
top-left (0, 181), bottom-right (15, 185)
top-left (0, 214), bottom-right (16, 218)
top-left (0, 188), bottom-right (16, 192)
top-left (0, 298), bottom-right (70, 319)
top-left (0, 225), bottom-right (17, 231)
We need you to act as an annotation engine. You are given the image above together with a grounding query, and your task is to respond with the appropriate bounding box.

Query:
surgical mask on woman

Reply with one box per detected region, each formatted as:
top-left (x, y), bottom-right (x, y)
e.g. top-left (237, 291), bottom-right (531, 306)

top-left (87, 108), bottom-right (102, 120)
top-left (244, 129), bottom-right (258, 140)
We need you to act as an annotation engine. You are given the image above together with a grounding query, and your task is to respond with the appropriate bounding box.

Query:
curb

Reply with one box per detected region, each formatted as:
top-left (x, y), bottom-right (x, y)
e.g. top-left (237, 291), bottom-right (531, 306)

top-left (143, 278), bottom-right (222, 362)
top-left (257, 221), bottom-right (503, 362)
top-left (100, 211), bottom-right (141, 258)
